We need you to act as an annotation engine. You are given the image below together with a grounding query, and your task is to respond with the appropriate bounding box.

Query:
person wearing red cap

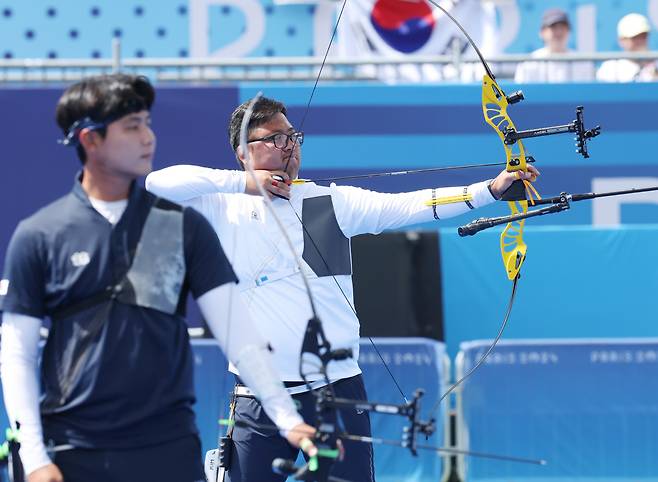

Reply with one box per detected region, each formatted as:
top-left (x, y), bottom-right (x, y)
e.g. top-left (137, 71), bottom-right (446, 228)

top-left (514, 8), bottom-right (594, 83)
top-left (597, 13), bottom-right (657, 82)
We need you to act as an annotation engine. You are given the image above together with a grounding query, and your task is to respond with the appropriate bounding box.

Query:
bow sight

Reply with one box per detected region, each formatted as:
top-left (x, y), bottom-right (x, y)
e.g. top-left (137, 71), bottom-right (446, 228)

top-left (495, 87), bottom-right (601, 159)
top-left (503, 104), bottom-right (601, 159)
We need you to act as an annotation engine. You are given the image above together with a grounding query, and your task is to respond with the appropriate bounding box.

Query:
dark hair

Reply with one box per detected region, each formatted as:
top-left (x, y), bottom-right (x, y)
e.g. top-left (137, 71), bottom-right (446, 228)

top-left (55, 74), bottom-right (155, 163)
top-left (228, 97), bottom-right (287, 169)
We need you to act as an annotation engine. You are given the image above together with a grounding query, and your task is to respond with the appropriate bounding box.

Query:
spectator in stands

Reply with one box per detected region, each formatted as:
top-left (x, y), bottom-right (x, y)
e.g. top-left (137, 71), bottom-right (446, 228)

top-left (145, 95), bottom-right (540, 482)
top-left (597, 13), bottom-right (657, 82)
top-left (514, 8), bottom-right (594, 83)
top-left (0, 74), bottom-right (316, 482)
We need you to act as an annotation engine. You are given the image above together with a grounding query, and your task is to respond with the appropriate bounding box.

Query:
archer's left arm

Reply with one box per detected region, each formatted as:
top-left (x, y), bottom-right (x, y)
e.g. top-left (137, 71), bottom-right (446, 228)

top-left (332, 167), bottom-right (539, 236)
top-left (331, 180), bottom-right (496, 237)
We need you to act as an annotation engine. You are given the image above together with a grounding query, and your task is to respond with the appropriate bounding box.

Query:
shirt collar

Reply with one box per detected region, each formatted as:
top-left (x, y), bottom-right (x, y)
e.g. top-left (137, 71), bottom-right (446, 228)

top-left (71, 170), bottom-right (142, 210)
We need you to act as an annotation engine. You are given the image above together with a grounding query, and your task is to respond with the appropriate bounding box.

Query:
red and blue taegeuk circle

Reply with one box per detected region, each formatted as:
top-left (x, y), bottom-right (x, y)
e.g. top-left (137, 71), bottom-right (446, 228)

top-left (370, 0), bottom-right (435, 53)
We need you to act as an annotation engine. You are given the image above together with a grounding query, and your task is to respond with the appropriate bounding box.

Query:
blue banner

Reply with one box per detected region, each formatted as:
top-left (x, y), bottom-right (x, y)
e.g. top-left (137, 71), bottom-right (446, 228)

top-left (456, 338), bottom-right (658, 481)
top-left (439, 224), bottom-right (658, 358)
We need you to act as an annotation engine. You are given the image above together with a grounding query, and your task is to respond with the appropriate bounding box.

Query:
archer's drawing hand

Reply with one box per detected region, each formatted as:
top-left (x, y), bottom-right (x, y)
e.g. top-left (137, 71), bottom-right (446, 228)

top-left (245, 170), bottom-right (291, 200)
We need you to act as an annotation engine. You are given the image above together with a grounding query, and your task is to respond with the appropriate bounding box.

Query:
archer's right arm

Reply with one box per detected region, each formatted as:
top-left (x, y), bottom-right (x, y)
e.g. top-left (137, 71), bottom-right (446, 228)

top-left (145, 165), bottom-right (290, 201)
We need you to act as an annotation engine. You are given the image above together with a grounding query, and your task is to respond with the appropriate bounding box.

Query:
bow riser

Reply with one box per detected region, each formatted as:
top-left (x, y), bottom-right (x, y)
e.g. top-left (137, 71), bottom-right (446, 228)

top-left (481, 73), bottom-right (530, 280)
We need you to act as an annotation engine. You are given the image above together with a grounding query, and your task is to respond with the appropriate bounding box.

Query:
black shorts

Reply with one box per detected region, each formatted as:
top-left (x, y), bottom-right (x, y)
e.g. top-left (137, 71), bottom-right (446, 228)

top-left (52, 434), bottom-right (204, 482)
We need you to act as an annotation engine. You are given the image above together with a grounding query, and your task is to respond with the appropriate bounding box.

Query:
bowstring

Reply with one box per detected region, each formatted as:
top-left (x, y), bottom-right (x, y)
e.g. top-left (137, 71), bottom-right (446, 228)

top-left (292, 0), bottom-right (410, 406)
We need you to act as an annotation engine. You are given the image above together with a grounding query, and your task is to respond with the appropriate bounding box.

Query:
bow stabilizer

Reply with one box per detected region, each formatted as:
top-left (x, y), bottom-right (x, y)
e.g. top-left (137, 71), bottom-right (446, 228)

top-left (459, 185), bottom-right (658, 236)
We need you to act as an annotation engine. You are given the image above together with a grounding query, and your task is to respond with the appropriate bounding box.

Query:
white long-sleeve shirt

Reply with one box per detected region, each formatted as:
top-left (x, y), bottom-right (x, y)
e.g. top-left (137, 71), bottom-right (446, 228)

top-left (146, 166), bottom-right (496, 382)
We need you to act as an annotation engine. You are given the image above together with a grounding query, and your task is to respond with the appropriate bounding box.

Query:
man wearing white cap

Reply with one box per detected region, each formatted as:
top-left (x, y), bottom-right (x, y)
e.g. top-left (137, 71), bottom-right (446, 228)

top-left (515, 8), bottom-right (594, 83)
top-left (597, 13), bottom-right (657, 82)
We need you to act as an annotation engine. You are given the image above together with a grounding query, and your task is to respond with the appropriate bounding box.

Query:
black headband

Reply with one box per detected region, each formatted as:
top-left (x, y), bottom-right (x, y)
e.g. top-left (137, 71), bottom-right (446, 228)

top-left (58, 117), bottom-right (108, 147)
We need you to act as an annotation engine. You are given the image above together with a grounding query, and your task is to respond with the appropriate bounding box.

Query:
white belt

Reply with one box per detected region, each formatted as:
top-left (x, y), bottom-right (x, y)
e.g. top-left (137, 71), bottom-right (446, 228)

top-left (234, 379), bottom-right (329, 397)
